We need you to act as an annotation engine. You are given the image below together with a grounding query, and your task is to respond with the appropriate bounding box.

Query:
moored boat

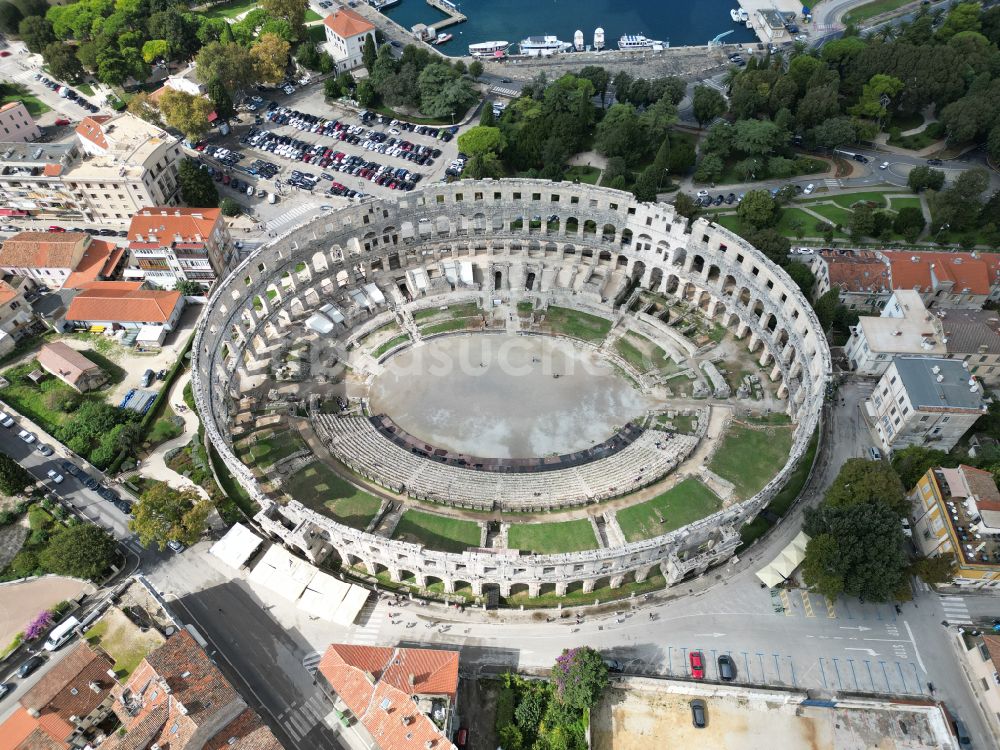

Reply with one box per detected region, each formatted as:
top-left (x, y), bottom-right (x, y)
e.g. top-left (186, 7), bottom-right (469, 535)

top-left (618, 34), bottom-right (668, 51)
top-left (468, 40), bottom-right (510, 57)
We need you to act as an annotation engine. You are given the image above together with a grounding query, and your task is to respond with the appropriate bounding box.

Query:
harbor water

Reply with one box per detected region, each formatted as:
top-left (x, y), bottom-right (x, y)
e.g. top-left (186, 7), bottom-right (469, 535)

top-left (383, 0), bottom-right (758, 55)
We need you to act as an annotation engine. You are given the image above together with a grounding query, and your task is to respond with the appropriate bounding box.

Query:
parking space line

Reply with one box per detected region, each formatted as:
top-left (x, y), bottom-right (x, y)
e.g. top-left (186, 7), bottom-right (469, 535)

top-left (772, 653), bottom-right (781, 682)
top-left (756, 652), bottom-right (765, 679)
top-left (910, 662), bottom-right (922, 692)
top-left (825, 596), bottom-right (837, 619)
top-left (847, 658), bottom-right (859, 690)
top-left (831, 657), bottom-right (844, 690)
top-left (788, 657), bottom-right (796, 687)
top-left (879, 661), bottom-right (890, 692)
top-left (800, 590), bottom-right (815, 618)
top-left (818, 658), bottom-right (828, 689)
top-left (864, 660), bottom-right (875, 690)
top-left (742, 651), bottom-right (751, 682)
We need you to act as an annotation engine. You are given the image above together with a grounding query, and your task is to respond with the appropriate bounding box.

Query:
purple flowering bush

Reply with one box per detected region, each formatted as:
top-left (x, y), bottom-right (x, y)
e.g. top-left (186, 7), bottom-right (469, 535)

top-left (549, 646), bottom-right (609, 710)
top-left (24, 610), bottom-right (53, 641)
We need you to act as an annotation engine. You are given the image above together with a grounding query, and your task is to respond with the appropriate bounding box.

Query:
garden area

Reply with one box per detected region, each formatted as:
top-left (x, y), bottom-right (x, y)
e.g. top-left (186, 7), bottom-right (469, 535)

top-left (236, 428), bottom-right (307, 469)
top-left (505, 571), bottom-right (667, 608)
top-left (390, 509), bottom-right (481, 553)
top-left (709, 421), bottom-right (794, 500)
top-left (614, 333), bottom-right (679, 375)
top-left (284, 461), bottom-right (382, 530)
top-left (507, 519), bottom-right (597, 555)
top-left (83, 607), bottom-right (164, 678)
top-left (0, 358), bottom-right (139, 469)
top-left (541, 307), bottom-right (612, 344)
top-left (614, 478), bottom-right (722, 543)
top-left (0, 82), bottom-right (51, 117)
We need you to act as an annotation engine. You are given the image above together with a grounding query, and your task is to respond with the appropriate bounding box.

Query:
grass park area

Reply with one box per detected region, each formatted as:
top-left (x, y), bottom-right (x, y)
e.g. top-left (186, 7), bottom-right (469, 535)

top-left (709, 422), bottom-right (794, 500)
top-left (843, 0), bottom-right (912, 24)
top-left (507, 519), bottom-right (597, 554)
top-left (202, 0), bottom-right (258, 19)
top-left (284, 461), bottom-right (382, 529)
top-left (238, 429), bottom-right (307, 468)
top-left (421, 319), bottom-right (472, 336)
top-left (541, 306), bottom-right (612, 344)
top-left (0, 84), bottom-right (51, 117)
top-left (614, 333), bottom-right (678, 375)
top-left (84, 609), bottom-right (164, 678)
top-left (564, 165), bottom-right (601, 185)
top-left (372, 334), bottom-right (410, 358)
top-left (615, 478), bottom-right (722, 543)
top-left (391, 510), bottom-right (481, 553)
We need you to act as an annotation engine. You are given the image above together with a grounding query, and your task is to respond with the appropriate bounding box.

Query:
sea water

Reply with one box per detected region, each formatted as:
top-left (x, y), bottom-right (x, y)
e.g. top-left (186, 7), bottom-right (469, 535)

top-left (383, 0), bottom-right (758, 54)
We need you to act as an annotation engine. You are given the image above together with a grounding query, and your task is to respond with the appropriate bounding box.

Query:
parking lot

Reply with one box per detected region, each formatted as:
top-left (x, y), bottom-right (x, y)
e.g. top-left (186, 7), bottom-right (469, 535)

top-left (192, 87), bottom-right (467, 225)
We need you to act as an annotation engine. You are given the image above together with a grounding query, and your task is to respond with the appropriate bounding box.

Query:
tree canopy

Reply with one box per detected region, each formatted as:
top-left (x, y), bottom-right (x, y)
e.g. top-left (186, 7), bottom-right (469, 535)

top-left (550, 647), bottom-right (609, 710)
top-left (0, 452), bottom-right (34, 496)
top-left (40, 524), bottom-right (117, 581)
top-left (130, 483), bottom-right (211, 551)
top-left (177, 159), bottom-right (218, 208)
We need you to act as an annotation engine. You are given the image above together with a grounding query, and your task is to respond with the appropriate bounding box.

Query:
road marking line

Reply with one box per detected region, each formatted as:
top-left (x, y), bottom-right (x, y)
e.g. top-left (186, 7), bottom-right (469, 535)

top-left (779, 589), bottom-right (794, 616)
top-left (800, 591), bottom-right (815, 618)
top-left (903, 621), bottom-right (926, 674)
top-left (825, 596), bottom-right (837, 618)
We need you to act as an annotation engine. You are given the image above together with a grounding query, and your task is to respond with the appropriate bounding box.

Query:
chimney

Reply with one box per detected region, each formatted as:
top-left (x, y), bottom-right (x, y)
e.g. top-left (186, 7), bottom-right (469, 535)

top-left (89, 681), bottom-right (102, 693)
top-left (409, 674), bottom-right (415, 689)
top-left (402, 716), bottom-right (412, 726)
top-left (364, 671), bottom-right (376, 686)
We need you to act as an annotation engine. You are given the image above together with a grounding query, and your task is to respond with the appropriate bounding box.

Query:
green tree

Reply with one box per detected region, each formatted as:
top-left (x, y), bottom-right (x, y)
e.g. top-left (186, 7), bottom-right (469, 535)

top-left (261, 0), bottom-right (307, 39)
top-left (0, 452), bottom-right (33, 495)
top-left (457, 126), bottom-right (506, 158)
top-left (809, 116), bottom-right (856, 150)
top-left (251, 32), bottom-right (290, 85)
top-left (324, 77), bottom-right (341, 99)
top-left (737, 189), bottom-right (779, 229)
top-left (174, 279), bottom-right (204, 296)
top-left (892, 206), bottom-right (925, 238)
top-left (891, 446), bottom-right (955, 490)
top-left (362, 32), bottom-right (377, 73)
top-left (672, 192), bottom-right (699, 220)
top-left (907, 165), bottom-right (945, 193)
top-left (813, 289), bottom-right (840, 330)
top-left (160, 89), bottom-right (214, 141)
top-left (18, 14), bottom-right (53, 53)
top-left (206, 78), bottom-right (235, 121)
top-left (0, 2), bottom-right (23, 35)
top-left (691, 84), bottom-right (726, 128)
top-left (745, 228), bottom-right (791, 266)
top-left (40, 524), bottom-right (117, 581)
top-left (632, 165), bottom-right (660, 202)
top-left (579, 65), bottom-right (610, 107)
top-left (911, 553), bottom-right (955, 585)
top-left (936, 1), bottom-right (982, 42)
top-left (195, 41), bottom-right (255, 96)
top-left (355, 79), bottom-right (376, 107)
top-left (468, 59), bottom-right (483, 80)
top-left (594, 103), bottom-right (643, 162)
top-left (849, 74), bottom-right (904, 121)
top-left (802, 501), bottom-right (909, 601)
top-left (219, 197), bottom-right (242, 217)
top-left (479, 105), bottom-right (495, 127)
top-left (130, 483), bottom-right (211, 550)
top-left (849, 203), bottom-right (876, 241)
top-left (464, 152), bottom-right (504, 180)
top-left (785, 262), bottom-right (815, 295)
top-left (824, 457), bottom-right (907, 516)
top-left (141, 39), bottom-right (169, 64)
top-left (43, 41), bottom-right (84, 83)
top-left (177, 159), bottom-right (218, 207)
top-left (732, 118), bottom-right (784, 156)
top-left (693, 153), bottom-right (723, 183)
top-left (550, 646), bottom-right (608, 710)
top-left (126, 92), bottom-right (163, 126)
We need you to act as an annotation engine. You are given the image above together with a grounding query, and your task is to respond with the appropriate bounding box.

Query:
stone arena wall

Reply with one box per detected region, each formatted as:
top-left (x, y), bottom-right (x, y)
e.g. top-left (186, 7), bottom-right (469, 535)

top-left (192, 179), bottom-right (830, 598)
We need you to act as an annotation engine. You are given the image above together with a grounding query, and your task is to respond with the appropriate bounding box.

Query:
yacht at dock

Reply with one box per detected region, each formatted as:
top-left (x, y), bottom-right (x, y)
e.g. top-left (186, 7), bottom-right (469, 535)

top-left (618, 34), bottom-right (668, 51)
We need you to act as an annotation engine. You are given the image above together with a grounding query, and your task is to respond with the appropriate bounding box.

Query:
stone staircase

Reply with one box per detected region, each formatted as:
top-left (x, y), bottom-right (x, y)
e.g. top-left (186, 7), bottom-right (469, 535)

top-left (396, 307), bottom-right (422, 343)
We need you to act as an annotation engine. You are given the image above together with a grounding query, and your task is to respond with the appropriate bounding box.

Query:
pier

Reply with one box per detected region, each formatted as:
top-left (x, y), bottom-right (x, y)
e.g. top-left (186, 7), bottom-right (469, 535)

top-left (425, 0), bottom-right (466, 30)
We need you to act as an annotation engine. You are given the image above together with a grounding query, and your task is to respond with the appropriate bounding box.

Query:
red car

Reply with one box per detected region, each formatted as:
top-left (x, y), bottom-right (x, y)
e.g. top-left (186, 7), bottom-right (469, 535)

top-left (454, 728), bottom-right (467, 749)
top-left (689, 651), bottom-right (705, 679)
top-left (47, 225), bottom-right (66, 232)
top-left (0, 51), bottom-right (11, 58)
top-left (54, 118), bottom-right (70, 126)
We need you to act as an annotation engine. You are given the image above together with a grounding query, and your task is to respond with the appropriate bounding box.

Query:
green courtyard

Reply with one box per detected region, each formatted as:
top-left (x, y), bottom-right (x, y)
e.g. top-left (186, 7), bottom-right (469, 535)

top-left (709, 422), bottom-right (794, 500)
top-left (284, 461), bottom-right (382, 529)
top-left (541, 306), bottom-right (612, 343)
top-left (391, 509), bottom-right (482, 553)
top-left (615, 478), bottom-right (722, 543)
top-left (507, 519), bottom-right (597, 554)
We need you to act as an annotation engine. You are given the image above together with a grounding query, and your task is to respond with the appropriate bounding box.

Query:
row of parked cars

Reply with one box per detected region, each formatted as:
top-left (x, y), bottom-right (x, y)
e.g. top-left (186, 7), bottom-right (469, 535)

top-left (695, 190), bottom-right (743, 207)
top-left (197, 143), bottom-right (244, 168)
top-left (33, 73), bottom-right (100, 113)
top-left (359, 110), bottom-right (457, 143)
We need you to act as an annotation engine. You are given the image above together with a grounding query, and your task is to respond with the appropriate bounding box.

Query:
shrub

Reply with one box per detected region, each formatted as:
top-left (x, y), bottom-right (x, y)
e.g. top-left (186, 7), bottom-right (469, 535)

top-left (7, 550), bottom-right (40, 578)
top-left (24, 610), bottom-right (52, 640)
top-left (219, 197), bottom-right (242, 217)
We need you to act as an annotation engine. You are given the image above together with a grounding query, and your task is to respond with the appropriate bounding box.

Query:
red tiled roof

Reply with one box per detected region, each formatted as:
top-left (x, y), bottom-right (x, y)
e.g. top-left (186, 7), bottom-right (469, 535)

top-left (202, 709), bottom-right (283, 750)
top-left (65, 284), bottom-right (182, 324)
top-left (0, 232), bottom-right (87, 270)
top-left (0, 708), bottom-right (39, 750)
top-left (128, 207), bottom-right (222, 248)
top-left (37, 341), bottom-right (102, 388)
top-left (960, 464), bottom-right (1000, 513)
top-left (319, 645), bottom-right (458, 750)
top-left (983, 634), bottom-right (1000, 672)
top-left (885, 251), bottom-right (994, 296)
top-left (75, 116), bottom-right (112, 150)
top-left (0, 279), bottom-right (19, 306)
top-left (323, 7), bottom-right (375, 38)
top-left (63, 238), bottom-right (119, 289)
top-left (41, 164), bottom-right (63, 177)
top-left (818, 249), bottom-right (890, 294)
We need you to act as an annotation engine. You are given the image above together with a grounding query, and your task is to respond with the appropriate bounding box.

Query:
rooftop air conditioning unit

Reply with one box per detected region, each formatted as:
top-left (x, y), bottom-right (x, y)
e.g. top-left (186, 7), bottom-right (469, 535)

top-left (936, 374), bottom-right (944, 382)
top-left (932, 365), bottom-right (941, 374)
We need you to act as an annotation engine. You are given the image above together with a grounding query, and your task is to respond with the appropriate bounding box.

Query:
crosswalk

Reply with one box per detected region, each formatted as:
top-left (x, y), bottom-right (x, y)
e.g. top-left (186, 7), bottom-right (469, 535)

top-left (279, 691), bottom-right (333, 742)
top-left (302, 651), bottom-right (322, 675)
top-left (822, 178), bottom-right (841, 189)
top-left (265, 202), bottom-right (321, 232)
top-left (351, 597), bottom-right (384, 645)
top-left (940, 595), bottom-right (971, 625)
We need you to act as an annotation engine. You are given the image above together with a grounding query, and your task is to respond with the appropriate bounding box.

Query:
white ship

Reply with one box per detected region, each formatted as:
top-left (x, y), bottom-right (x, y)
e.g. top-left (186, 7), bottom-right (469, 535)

top-left (519, 35), bottom-right (572, 56)
top-left (468, 40), bottom-right (510, 57)
top-left (618, 34), bottom-right (668, 51)
top-left (594, 27), bottom-right (605, 50)
top-left (574, 29), bottom-right (584, 51)
top-left (433, 32), bottom-right (452, 44)
top-left (731, 7), bottom-right (749, 22)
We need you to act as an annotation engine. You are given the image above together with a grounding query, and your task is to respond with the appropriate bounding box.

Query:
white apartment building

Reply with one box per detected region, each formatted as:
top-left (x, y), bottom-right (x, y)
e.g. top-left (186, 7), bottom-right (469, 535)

top-left (845, 290), bottom-right (946, 376)
top-left (0, 114), bottom-right (182, 224)
top-left (0, 101), bottom-right (41, 143)
top-left (323, 7), bottom-right (376, 71)
top-left (865, 356), bottom-right (986, 454)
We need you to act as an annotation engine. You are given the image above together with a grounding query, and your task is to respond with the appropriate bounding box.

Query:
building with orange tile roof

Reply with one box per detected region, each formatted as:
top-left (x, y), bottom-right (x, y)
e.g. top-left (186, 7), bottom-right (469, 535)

top-left (64, 282), bottom-right (184, 331)
top-left (0, 276), bottom-right (36, 354)
top-left (0, 142), bottom-right (83, 219)
top-left (103, 630), bottom-right (283, 750)
top-left (0, 232), bottom-right (91, 288)
top-left (0, 642), bottom-right (117, 750)
top-left (810, 249), bottom-right (892, 311)
top-left (957, 632), bottom-right (1000, 738)
top-left (883, 251), bottom-right (1000, 310)
top-left (37, 341), bottom-right (108, 392)
top-left (124, 207), bottom-right (233, 288)
top-left (323, 8), bottom-right (376, 71)
top-left (0, 101), bottom-right (41, 143)
top-left (318, 644), bottom-right (458, 750)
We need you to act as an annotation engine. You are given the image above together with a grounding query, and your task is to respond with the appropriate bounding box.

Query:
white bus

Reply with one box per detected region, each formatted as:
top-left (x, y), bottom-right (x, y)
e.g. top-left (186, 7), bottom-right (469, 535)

top-left (43, 616), bottom-right (79, 651)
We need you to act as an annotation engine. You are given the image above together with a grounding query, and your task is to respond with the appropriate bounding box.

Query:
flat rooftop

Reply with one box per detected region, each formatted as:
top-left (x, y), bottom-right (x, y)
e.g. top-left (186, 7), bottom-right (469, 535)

top-left (933, 467), bottom-right (1000, 566)
top-left (592, 681), bottom-right (955, 750)
top-left (895, 356), bottom-right (985, 411)
top-left (855, 290), bottom-right (945, 355)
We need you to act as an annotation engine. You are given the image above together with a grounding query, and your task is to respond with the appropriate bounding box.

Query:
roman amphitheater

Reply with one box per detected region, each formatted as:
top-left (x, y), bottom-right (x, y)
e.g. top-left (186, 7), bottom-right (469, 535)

top-left (192, 179), bottom-right (830, 605)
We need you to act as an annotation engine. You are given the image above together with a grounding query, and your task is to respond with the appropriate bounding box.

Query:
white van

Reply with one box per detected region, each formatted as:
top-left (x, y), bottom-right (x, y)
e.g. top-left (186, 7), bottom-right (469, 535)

top-left (0, 411), bottom-right (13, 427)
top-left (268, 193), bottom-right (277, 204)
top-left (43, 616), bottom-right (80, 651)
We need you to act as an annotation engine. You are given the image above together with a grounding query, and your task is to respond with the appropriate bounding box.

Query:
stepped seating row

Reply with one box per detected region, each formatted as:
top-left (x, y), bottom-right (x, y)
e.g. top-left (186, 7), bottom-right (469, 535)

top-left (313, 415), bottom-right (698, 511)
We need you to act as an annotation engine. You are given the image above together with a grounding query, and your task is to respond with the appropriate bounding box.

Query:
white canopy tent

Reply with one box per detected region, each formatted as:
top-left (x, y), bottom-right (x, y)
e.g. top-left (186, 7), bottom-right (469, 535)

top-left (209, 523), bottom-right (264, 570)
top-left (755, 530), bottom-right (811, 588)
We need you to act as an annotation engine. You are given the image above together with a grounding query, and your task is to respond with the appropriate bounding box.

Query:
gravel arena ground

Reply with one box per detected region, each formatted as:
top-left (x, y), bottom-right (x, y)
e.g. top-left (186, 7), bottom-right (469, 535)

top-left (592, 685), bottom-right (947, 750)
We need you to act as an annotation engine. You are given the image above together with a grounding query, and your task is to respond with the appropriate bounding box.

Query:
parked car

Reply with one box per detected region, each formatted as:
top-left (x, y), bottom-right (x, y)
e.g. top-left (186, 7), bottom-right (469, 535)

top-left (0, 225), bottom-right (18, 233)
top-left (47, 225), bottom-right (66, 232)
top-left (0, 682), bottom-right (12, 699)
top-left (140, 369), bottom-right (154, 388)
top-left (46, 469), bottom-right (64, 484)
top-left (0, 411), bottom-right (14, 427)
top-left (604, 659), bottom-right (623, 672)
top-left (803, 183), bottom-right (815, 195)
top-left (454, 728), bottom-right (468, 749)
top-left (17, 429), bottom-right (35, 444)
top-left (82, 476), bottom-right (99, 490)
top-left (54, 118), bottom-right (70, 126)
top-left (717, 654), bottom-right (736, 681)
top-left (690, 699), bottom-right (707, 728)
top-left (36, 444), bottom-right (53, 456)
top-left (167, 540), bottom-right (186, 553)
top-left (59, 461), bottom-right (80, 477)
top-left (17, 654), bottom-right (45, 678)
top-left (689, 651), bottom-right (705, 679)
top-left (869, 446), bottom-right (882, 461)
top-left (927, 158), bottom-right (943, 166)
top-left (901, 517), bottom-right (913, 538)
top-left (879, 161), bottom-right (889, 170)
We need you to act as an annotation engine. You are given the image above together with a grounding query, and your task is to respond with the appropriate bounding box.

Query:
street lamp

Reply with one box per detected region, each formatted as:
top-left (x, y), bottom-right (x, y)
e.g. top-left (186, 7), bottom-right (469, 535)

top-left (450, 111), bottom-right (455, 125)
top-left (934, 222), bottom-right (950, 243)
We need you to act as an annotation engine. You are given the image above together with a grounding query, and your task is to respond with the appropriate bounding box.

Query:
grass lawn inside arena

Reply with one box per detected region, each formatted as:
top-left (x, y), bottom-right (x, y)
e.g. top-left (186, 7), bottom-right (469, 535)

top-left (542, 306), bottom-right (612, 343)
top-left (391, 509), bottom-right (482, 553)
top-left (615, 478), bottom-right (722, 542)
top-left (284, 461), bottom-right (383, 529)
top-left (507, 518), bottom-right (598, 554)
top-left (709, 422), bottom-right (794, 500)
